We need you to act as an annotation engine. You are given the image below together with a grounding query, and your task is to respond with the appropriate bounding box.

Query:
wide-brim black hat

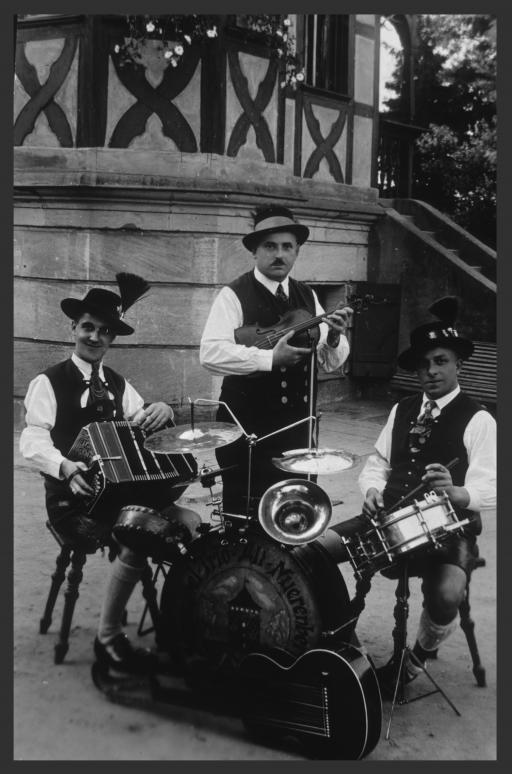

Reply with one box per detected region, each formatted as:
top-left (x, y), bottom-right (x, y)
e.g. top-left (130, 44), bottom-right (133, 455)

top-left (61, 288), bottom-right (134, 335)
top-left (397, 296), bottom-right (474, 371)
top-left (242, 211), bottom-right (310, 252)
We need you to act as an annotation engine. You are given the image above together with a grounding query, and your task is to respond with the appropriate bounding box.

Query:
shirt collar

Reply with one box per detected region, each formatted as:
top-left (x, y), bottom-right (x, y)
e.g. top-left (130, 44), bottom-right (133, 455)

top-left (253, 267), bottom-right (290, 296)
top-left (71, 352), bottom-right (104, 379)
top-left (422, 384), bottom-right (460, 412)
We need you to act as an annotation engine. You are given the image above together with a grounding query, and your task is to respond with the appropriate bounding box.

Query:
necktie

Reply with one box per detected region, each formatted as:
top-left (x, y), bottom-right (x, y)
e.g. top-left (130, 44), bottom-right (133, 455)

top-left (275, 283), bottom-right (290, 310)
top-left (408, 399), bottom-right (437, 454)
top-left (87, 361), bottom-right (109, 405)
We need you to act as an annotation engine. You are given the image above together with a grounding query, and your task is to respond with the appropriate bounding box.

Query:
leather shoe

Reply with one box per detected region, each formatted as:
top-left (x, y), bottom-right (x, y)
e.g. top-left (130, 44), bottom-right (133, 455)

top-left (376, 654), bottom-right (424, 700)
top-left (94, 633), bottom-right (157, 674)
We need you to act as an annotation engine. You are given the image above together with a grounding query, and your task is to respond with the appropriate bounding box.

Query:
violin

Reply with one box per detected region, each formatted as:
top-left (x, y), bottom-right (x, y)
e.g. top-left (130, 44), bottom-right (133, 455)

top-left (234, 306), bottom-right (347, 350)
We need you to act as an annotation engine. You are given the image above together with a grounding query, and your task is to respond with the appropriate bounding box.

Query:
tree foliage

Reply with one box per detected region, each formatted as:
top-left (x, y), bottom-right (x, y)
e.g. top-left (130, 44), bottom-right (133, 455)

top-left (385, 14), bottom-right (497, 247)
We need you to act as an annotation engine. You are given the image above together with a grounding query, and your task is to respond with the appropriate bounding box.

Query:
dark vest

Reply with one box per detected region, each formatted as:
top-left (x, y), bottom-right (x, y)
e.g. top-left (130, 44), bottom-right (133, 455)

top-left (218, 272), bottom-right (317, 433)
top-left (384, 391), bottom-right (483, 531)
top-left (43, 359), bottom-right (125, 457)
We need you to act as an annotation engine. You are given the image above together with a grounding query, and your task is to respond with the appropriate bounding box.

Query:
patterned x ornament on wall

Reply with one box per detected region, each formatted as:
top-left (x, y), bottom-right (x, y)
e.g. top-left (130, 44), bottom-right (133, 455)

top-left (302, 99), bottom-right (348, 182)
top-left (226, 50), bottom-right (279, 162)
top-left (14, 36), bottom-right (78, 147)
top-left (109, 47), bottom-right (201, 150)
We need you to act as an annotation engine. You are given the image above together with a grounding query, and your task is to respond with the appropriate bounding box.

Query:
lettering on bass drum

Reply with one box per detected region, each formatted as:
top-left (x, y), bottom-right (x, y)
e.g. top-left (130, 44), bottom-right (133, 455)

top-left (158, 526), bottom-right (352, 680)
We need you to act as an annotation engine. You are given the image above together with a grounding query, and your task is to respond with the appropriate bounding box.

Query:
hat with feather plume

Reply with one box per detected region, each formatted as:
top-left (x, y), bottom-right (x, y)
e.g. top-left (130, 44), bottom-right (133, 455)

top-left (397, 296), bottom-right (474, 371)
top-left (60, 273), bottom-right (150, 336)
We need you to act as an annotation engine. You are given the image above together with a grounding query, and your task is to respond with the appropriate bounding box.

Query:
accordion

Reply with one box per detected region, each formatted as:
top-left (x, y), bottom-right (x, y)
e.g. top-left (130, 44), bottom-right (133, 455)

top-left (67, 421), bottom-right (197, 519)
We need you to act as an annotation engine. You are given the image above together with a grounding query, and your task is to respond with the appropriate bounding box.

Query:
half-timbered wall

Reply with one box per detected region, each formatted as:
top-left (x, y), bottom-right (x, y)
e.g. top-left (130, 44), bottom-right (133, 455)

top-left (14, 15), bottom-right (383, 424)
top-left (14, 15), bottom-right (379, 183)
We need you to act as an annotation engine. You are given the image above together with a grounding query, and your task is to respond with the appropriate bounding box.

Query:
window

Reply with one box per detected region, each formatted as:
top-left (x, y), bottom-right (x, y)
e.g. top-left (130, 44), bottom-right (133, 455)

top-left (303, 15), bottom-right (349, 95)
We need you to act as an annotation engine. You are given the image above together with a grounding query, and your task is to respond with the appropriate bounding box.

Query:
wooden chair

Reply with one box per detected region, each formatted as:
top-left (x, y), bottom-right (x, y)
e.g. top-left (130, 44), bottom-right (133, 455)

top-left (348, 555), bottom-right (487, 688)
top-left (424, 555), bottom-right (487, 686)
top-left (40, 521), bottom-right (161, 664)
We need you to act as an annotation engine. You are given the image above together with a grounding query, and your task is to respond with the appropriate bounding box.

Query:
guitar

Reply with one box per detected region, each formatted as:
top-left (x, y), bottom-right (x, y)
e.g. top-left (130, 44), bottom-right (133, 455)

top-left (239, 644), bottom-right (382, 760)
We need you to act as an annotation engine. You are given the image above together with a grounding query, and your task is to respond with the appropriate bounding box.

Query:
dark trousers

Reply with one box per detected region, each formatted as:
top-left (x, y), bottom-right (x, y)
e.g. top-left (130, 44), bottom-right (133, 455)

top-left (215, 405), bottom-right (315, 516)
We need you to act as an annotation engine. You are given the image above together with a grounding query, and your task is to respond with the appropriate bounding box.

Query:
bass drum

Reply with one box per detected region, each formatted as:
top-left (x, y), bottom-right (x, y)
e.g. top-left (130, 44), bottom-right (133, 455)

top-left (159, 525), bottom-right (353, 683)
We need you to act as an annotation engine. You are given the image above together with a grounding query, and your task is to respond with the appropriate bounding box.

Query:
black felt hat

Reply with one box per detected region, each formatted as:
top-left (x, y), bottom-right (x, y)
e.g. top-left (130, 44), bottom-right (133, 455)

top-left (60, 273), bottom-right (150, 336)
top-left (397, 296), bottom-right (474, 372)
top-left (242, 205), bottom-right (310, 252)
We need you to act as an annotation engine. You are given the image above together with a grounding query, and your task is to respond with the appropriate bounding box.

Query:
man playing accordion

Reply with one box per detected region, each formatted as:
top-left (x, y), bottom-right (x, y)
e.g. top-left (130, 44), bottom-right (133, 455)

top-left (20, 273), bottom-right (172, 674)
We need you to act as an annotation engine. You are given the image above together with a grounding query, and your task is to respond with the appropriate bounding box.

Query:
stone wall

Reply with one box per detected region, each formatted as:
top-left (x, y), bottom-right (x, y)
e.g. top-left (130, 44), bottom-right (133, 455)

top-left (14, 147), bottom-right (384, 428)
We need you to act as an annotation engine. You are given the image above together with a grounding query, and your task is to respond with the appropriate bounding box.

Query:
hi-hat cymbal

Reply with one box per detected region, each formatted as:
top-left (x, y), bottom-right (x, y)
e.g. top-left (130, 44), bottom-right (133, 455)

top-left (144, 422), bottom-right (242, 454)
top-left (272, 448), bottom-right (359, 475)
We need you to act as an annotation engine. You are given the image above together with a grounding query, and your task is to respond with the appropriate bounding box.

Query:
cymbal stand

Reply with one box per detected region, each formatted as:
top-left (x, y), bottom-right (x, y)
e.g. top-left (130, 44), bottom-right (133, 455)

top-left (306, 339), bottom-right (318, 464)
top-left (384, 556), bottom-right (461, 741)
top-left (191, 398), bottom-right (316, 522)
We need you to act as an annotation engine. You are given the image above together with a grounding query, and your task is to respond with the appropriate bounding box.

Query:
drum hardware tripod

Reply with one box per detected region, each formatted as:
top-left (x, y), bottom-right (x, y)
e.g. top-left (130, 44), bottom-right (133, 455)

top-left (384, 555), bottom-right (461, 741)
top-left (380, 458), bottom-right (462, 741)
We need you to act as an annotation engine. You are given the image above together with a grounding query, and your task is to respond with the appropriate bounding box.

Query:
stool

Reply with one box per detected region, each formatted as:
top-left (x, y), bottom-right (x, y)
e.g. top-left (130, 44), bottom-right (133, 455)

top-left (425, 555), bottom-right (487, 687)
top-left (137, 561), bottom-right (170, 639)
top-left (384, 558), bottom-right (461, 740)
top-left (40, 521), bottom-right (161, 664)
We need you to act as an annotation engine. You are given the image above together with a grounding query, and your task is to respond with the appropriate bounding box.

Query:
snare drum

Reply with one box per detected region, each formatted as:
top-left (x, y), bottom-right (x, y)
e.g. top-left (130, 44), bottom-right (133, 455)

top-left (345, 492), bottom-right (469, 577)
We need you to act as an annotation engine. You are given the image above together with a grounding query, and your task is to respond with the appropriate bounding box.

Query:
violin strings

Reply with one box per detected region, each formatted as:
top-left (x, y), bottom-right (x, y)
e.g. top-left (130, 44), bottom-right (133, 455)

top-left (255, 309), bottom-right (335, 350)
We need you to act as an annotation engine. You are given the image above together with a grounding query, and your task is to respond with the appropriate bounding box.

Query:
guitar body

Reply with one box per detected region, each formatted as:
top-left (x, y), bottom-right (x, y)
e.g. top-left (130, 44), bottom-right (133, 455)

top-left (239, 644), bottom-right (382, 760)
top-left (235, 308), bottom-right (322, 350)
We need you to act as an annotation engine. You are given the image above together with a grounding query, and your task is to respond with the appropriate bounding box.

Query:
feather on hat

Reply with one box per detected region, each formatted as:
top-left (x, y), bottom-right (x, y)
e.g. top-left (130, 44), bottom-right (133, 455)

top-left (60, 273), bottom-right (151, 335)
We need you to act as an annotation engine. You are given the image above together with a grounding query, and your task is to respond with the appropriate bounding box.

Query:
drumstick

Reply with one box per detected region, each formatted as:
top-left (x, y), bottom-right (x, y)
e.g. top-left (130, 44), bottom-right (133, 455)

top-left (384, 457), bottom-right (460, 515)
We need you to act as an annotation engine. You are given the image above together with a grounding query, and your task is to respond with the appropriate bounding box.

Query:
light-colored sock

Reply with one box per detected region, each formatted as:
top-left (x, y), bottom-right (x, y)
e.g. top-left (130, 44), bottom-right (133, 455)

top-left (97, 557), bottom-right (143, 644)
top-left (416, 608), bottom-right (458, 653)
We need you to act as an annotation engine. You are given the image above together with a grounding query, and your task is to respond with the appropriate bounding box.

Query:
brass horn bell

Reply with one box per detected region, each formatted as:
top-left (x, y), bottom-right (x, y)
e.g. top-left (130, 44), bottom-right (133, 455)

top-left (258, 478), bottom-right (332, 545)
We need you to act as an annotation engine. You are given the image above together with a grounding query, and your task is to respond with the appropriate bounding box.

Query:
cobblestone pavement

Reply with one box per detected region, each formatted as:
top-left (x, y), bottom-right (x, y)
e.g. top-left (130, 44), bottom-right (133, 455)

top-left (13, 400), bottom-right (496, 760)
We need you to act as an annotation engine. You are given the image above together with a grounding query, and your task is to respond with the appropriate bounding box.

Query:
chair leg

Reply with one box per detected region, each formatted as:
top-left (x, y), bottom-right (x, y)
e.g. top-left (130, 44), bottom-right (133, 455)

top-left (40, 544), bottom-right (73, 634)
top-left (459, 586), bottom-right (486, 687)
top-left (139, 561), bottom-right (163, 645)
top-left (54, 550), bottom-right (87, 664)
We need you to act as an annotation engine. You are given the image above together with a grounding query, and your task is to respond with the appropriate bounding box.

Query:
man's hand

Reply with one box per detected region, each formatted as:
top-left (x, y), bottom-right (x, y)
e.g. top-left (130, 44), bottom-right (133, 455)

top-left (421, 463), bottom-right (470, 508)
top-left (362, 487), bottom-right (385, 519)
top-left (60, 459), bottom-right (94, 498)
top-left (136, 402), bottom-right (174, 433)
top-left (323, 304), bottom-right (353, 347)
top-left (272, 329), bottom-right (312, 368)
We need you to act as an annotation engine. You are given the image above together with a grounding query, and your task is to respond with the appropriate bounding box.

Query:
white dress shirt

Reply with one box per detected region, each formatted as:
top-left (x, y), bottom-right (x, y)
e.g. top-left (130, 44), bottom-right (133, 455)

top-left (19, 353), bottom-right (145, 480)
top-left (358, 385), bottom-right (496, 512)
top-left (199, 267), bottom-right (350, 375)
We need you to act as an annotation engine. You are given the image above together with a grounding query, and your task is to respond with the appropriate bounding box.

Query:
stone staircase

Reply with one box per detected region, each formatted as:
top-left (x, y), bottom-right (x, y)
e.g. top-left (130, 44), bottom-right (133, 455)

top-left (375, 198), bottom-right (496, 410)
top-left (380, 198), bottom-right (496, 287)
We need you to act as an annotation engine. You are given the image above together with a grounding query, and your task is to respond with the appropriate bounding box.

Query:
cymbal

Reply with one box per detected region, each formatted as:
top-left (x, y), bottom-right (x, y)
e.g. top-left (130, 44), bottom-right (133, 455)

top-left (272, 448), bottom-right (359, 475)
top-left (144, 422), bottom-right (242, 454)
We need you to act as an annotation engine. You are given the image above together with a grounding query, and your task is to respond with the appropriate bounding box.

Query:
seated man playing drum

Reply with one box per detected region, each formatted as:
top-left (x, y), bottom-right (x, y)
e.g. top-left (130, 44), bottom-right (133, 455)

top-left (356, 297), bottom-right (496, 695)
top-left (20, 274), bottom-right (173, 674)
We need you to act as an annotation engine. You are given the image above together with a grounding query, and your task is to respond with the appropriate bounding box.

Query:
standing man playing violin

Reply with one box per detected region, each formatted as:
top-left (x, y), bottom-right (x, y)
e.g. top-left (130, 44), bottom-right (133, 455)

top-left (200, 204), bottom-right (352, 514)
